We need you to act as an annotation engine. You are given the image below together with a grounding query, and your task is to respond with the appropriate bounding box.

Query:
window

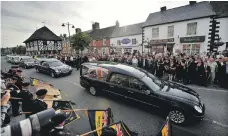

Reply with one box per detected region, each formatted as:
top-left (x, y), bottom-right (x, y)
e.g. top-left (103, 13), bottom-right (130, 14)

top-left (187, 22), bottom-right (197, 35)
top-left (168, 25), bottom-right (174, 37)
top-left (152, 27), bottom-right (159, 38)
top-left (183, 44), bottom-right (200, 55)
top-left (117, 40), bottom-right (121, 45)
top-left (124, 48), bottom-right (132, 53)
top-left (132, 38), bottom-right (137, 44)
top-left (129, 77), bottom-right (148, 90)
top-left (109, 73), bottom-right (129, 87)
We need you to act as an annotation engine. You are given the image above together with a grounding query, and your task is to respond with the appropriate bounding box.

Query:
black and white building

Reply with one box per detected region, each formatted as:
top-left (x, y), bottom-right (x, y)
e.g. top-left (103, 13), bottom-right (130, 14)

top-left (24, 26), bottom-right (62, 55)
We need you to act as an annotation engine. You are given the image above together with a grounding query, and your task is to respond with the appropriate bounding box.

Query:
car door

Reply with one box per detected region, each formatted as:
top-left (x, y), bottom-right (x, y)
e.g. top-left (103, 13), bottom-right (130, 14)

top-left (126, 76), bottom-right (160, 108)
top-left (106, 73), bottom-right (129, 98)
top-left (43, 62), bottom-right (50, 74)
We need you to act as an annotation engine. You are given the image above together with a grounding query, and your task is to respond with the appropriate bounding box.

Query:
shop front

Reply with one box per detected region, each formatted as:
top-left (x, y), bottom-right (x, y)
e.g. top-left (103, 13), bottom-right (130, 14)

top-left (147, 38), bottom-right (175, 53)
top-left (180, 36), bottom-right (205, 55)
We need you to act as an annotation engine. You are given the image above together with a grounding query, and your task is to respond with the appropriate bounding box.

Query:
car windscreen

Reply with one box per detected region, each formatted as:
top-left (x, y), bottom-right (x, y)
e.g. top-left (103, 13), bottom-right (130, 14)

top-left (141, 72), bottom-right (164, 91)
top-left (48, 61), bottom-right (63, 67)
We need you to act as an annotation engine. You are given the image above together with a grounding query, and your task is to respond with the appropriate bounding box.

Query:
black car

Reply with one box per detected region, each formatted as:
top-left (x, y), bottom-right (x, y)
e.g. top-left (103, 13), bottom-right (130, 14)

top-left (80, 62), bottom-right (205, 125)
top-left (35, 58), bottom-right (72, 78)
top-left (19, 57), bottom-right (35, 68)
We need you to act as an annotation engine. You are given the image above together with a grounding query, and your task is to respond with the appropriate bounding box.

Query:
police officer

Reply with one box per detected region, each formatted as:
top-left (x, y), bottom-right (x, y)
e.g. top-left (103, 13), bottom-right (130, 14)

top-left (6, 76), bottom-right (21, 116)
top-left (17, 82), bottom-right (34, 118)
top-left (49, 113), bottom-right (71, 136)
top-left (32, 89), bottom-right (48, 114)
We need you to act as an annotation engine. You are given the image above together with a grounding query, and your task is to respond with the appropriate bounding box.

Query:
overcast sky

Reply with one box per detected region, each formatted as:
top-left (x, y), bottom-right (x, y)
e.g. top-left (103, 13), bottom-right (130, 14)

top-left (1, 0), bottom-right (191, 48)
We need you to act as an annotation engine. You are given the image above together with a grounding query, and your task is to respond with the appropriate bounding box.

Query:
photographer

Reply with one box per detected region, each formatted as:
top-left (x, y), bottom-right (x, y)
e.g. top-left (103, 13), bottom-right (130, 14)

top-left (1, 89), bottom-right (11, 127)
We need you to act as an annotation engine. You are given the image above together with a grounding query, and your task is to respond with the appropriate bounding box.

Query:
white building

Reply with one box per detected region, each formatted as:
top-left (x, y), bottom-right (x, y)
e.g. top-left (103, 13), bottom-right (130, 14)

top-left (143, 1), bottom-right (228, 56)
top-left (110, 23), bottom-right (143, 54)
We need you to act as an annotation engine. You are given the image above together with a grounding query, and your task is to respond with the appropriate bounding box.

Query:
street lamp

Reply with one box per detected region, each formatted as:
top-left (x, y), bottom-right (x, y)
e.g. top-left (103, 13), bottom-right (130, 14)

top-left (61, 22), bottom-right (75, 39)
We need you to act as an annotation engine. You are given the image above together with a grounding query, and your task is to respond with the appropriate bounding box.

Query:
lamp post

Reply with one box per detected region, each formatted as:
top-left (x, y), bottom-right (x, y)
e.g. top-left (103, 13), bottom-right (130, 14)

top-left (62, 22), bottom-right (75, 54)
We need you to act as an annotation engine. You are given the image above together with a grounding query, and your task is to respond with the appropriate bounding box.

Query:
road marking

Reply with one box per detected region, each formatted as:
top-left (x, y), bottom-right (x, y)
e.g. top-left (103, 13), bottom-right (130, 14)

top-left (203, 118), bottom-right (228, 128)
top-left (63, 79), bottom-right (84, 89)
top-left (188, 86), bottom-right (228, 93)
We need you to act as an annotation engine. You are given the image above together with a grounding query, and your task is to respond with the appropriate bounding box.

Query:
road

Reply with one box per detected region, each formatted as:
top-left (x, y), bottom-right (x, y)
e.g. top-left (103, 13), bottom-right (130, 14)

top-left (1, 57), bottom-right (228, 136)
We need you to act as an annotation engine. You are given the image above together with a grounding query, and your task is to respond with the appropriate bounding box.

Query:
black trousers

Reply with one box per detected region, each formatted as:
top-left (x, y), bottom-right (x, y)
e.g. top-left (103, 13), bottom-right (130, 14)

top-left (11, 100), bottom-right (19, 115)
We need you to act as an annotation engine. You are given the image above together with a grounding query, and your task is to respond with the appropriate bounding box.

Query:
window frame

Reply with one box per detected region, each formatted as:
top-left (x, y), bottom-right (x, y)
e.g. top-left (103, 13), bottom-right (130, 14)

top-left (108, 73), bottom-right (130, 87)
top-left (152, 27), bottom-right (159, 38)
top-left (187, 22), bottom-right (197, 35)
top-left (168, 25), bottom-right (174, 37)
top-left (132, 38), bottom-right (137, 44)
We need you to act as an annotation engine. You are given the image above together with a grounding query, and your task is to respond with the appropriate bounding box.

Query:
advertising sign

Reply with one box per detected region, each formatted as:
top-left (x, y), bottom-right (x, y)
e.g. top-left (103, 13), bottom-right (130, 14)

top-left (121, 38), bottom-right (131, 44)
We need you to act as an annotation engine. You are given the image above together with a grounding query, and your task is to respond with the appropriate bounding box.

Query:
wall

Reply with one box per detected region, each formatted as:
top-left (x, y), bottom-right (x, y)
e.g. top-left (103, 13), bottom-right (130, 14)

top-left (143, 17), bottom-right (211, 54)
top-left (217, 17), bottom-right (228, 51)
top-left (110, 34), bottom-right (142, 53)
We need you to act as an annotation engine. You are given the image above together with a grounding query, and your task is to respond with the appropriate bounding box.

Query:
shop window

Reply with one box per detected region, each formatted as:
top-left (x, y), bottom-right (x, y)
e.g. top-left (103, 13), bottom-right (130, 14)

top-left (124, 48), bottom-right (132, 53)
top-left (187, 22), bottom-right (197, 35)
top-left (183, 44), bottom-right (200, 55)
top-left (168, 25), bottom-right (174, 37)
top-left (132, 38), bottom-right (137, 44)
top-left (152, 27), bottom-right (159, 38)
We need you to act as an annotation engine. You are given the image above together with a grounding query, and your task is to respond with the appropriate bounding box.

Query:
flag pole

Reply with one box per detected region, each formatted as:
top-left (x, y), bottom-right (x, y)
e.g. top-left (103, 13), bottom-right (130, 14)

top-left (80, 126), bottom-right (104, 136)
top-left (21, 109), bottom-right (88, 114)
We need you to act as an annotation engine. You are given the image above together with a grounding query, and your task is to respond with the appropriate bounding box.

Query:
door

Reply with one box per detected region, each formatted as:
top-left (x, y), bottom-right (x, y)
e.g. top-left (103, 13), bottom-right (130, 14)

top-left (106, 73), bottom-right (129, 98)
top-left (126, 76), bottom-right (160, 108)
top-left (41, 62), bottom-right (49, 73)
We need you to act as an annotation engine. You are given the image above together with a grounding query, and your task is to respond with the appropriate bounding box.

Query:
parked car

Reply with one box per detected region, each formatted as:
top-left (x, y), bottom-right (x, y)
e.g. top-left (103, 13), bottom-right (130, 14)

top-left (11, 56), bottom-right (20, 64)
top-left (80, 62), bottom-right (205, 125)
top-left (35, 58), bottom-right (72, 78)
top-left (19, 57), bottom-right (35, 68)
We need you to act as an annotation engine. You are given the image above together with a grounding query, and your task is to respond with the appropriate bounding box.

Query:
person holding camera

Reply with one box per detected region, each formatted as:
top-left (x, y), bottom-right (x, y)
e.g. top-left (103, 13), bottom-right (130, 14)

top-left (1, 89), bottom-right (11, 127)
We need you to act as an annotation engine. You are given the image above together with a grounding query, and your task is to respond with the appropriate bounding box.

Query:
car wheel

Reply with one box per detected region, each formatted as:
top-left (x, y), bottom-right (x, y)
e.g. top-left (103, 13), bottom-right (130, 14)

top-left (36, 68), bottom-right (39, 72)
top-left (51, 72), bottom-right (55, 78)
top-left (24, 65), bottom-right (27, 69)
top-left (89, 86), bottom-right (97, 96)
top-left (169, 109), bottom-right (186, 124)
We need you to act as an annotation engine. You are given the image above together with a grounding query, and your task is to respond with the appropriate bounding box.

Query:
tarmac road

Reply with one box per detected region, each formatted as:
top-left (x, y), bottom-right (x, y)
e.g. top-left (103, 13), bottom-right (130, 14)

top-left (1, 57), bottom-right (228, 136)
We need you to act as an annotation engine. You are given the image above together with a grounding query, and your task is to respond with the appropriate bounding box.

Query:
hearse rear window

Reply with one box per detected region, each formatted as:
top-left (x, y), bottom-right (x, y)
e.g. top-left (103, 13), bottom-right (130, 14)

top-left (82, 66), bottom-right (109, 81)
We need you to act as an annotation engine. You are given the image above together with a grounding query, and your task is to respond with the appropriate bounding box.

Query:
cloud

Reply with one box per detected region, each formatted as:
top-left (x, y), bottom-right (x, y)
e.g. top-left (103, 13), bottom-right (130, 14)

top-left (1, 1), bottom-right (190, 48)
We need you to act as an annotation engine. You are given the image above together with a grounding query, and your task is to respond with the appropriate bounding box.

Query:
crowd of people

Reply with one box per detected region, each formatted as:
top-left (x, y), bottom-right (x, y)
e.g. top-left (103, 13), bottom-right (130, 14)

top-left (55, 51), bottom-right (227, 89)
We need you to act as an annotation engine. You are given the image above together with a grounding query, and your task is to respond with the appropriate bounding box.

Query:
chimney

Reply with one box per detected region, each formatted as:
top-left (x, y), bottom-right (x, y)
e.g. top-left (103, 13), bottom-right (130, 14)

top-left (189, 1), bottom-right (196, 5)
top-left (116, 20), bottom-right (119, 27)
top-left (161, 6), bottom-right (167, 11)
top-left (92, 22), bottom-right (100, 30)
top-left (75, 28), bottom-right (81, 34)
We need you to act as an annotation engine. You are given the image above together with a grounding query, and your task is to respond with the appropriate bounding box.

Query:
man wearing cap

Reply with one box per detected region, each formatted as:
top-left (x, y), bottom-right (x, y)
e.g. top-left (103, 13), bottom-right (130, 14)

top-left (14, 69), bottom-right (24, 91)
top-left (32, 89), bottom-right (48, 114)
top-left (18, 82), bottom-right (34, 118)
top-left (6, 76), bottom-right (21, 116)
top-left (49, 113), bottom-right (71, 136)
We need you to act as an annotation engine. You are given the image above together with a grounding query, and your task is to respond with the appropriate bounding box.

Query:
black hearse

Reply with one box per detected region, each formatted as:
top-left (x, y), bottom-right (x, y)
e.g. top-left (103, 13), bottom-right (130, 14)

top-left (80, 62), bottom-right (205, 124)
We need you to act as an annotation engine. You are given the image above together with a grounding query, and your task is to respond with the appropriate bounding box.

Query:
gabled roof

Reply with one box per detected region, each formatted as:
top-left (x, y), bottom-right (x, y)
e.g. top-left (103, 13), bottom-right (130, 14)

top-left (143, 2), bottom-right (215, 27)
top-left (89, 26), bottom-right (116, 39)
top-left (111, 23), bottom-right (143, 38)
top-left (23, 26), bottom-right (62, 43)
top-left (83, 30), bottom-right (92, 35)
top-left (211, 1), bottom-right (228, 17)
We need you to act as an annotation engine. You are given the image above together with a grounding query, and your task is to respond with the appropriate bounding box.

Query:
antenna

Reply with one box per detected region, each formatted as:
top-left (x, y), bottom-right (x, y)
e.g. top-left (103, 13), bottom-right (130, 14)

top-left (42, 21), bottom-right (45, 26)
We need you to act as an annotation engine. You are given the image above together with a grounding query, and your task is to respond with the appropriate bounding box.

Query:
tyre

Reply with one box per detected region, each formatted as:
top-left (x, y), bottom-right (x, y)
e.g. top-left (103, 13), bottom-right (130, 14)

top-left (36, 68), bottom-right (40, 72)
top-left (169, 109), bottom-right (186, 125)
top-left (89, 86), bottom-right (97, 96)
top-left (24, 65), bottom-right (27, 69)
top-left (51, 72), bottom-right (55, 78)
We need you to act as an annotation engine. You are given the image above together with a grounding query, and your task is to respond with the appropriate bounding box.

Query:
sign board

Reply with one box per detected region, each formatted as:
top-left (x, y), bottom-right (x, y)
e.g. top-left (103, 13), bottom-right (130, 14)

top-left (180, 36), bottom-right (205, 43)
top-left (150, 38), bottom-right (174, 44)
top-left (121, 38), bottom-right (131, 44)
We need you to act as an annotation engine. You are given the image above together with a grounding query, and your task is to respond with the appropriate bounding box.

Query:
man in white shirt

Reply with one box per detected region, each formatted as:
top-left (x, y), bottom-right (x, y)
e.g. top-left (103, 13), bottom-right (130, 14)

top-left (208, 57), bottom-right (217, 84)
top-left (132, 56), bottom-right (138, 67)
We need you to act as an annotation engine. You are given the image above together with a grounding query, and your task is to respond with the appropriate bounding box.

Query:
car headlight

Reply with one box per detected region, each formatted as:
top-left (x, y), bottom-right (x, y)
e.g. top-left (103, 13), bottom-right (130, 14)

top-left (194, 105), bottom-right (202, 113)
top-left (54, 69), bottom-right (60, 73)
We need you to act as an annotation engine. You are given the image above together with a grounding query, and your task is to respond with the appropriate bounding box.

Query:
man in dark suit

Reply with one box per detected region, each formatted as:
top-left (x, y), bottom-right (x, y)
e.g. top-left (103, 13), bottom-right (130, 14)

top-left (32, 89), bottom-right (48, 114)
top-left (14, 69), bottom-right (23, 91)
top-left (203, 61), bottom-right (211, 86)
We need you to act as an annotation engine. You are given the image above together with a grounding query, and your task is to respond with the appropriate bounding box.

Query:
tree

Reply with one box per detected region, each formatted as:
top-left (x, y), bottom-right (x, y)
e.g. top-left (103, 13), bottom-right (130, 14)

top-left (70, 32), bottom-right (91, 54)
top-left (16, 45), bottom-right (26, 54)
top-left (12, 47), bottom-right (17, 54)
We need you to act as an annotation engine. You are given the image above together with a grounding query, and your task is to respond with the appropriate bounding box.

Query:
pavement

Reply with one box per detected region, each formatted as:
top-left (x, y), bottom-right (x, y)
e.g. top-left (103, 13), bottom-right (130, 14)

top-left (1, 57), bottom-right (228, 136)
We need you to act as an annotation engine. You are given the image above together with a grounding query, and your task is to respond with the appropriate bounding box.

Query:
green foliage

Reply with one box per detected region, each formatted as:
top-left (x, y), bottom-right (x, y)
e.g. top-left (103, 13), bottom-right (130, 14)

top-left (70, 32), bottom-right (91, 52)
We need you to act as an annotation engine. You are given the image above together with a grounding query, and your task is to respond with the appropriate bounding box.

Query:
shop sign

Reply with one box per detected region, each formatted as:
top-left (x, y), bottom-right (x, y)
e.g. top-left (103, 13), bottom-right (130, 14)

top-left (121, 38), bottom-right (131, 44)
top-left (150, 38), bottom-right (174, 44)
top-left (180, 36), bottom-right (205, 43)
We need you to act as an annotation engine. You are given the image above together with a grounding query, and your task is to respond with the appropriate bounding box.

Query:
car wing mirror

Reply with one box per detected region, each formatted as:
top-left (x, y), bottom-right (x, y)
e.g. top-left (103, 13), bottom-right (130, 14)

top-left (145, 90), bottom-right (151, 95)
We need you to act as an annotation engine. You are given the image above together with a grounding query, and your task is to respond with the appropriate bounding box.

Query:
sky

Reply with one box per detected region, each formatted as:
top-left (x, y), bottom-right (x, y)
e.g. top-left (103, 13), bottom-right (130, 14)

top-left (1, 0), bottom-right (191, 48)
